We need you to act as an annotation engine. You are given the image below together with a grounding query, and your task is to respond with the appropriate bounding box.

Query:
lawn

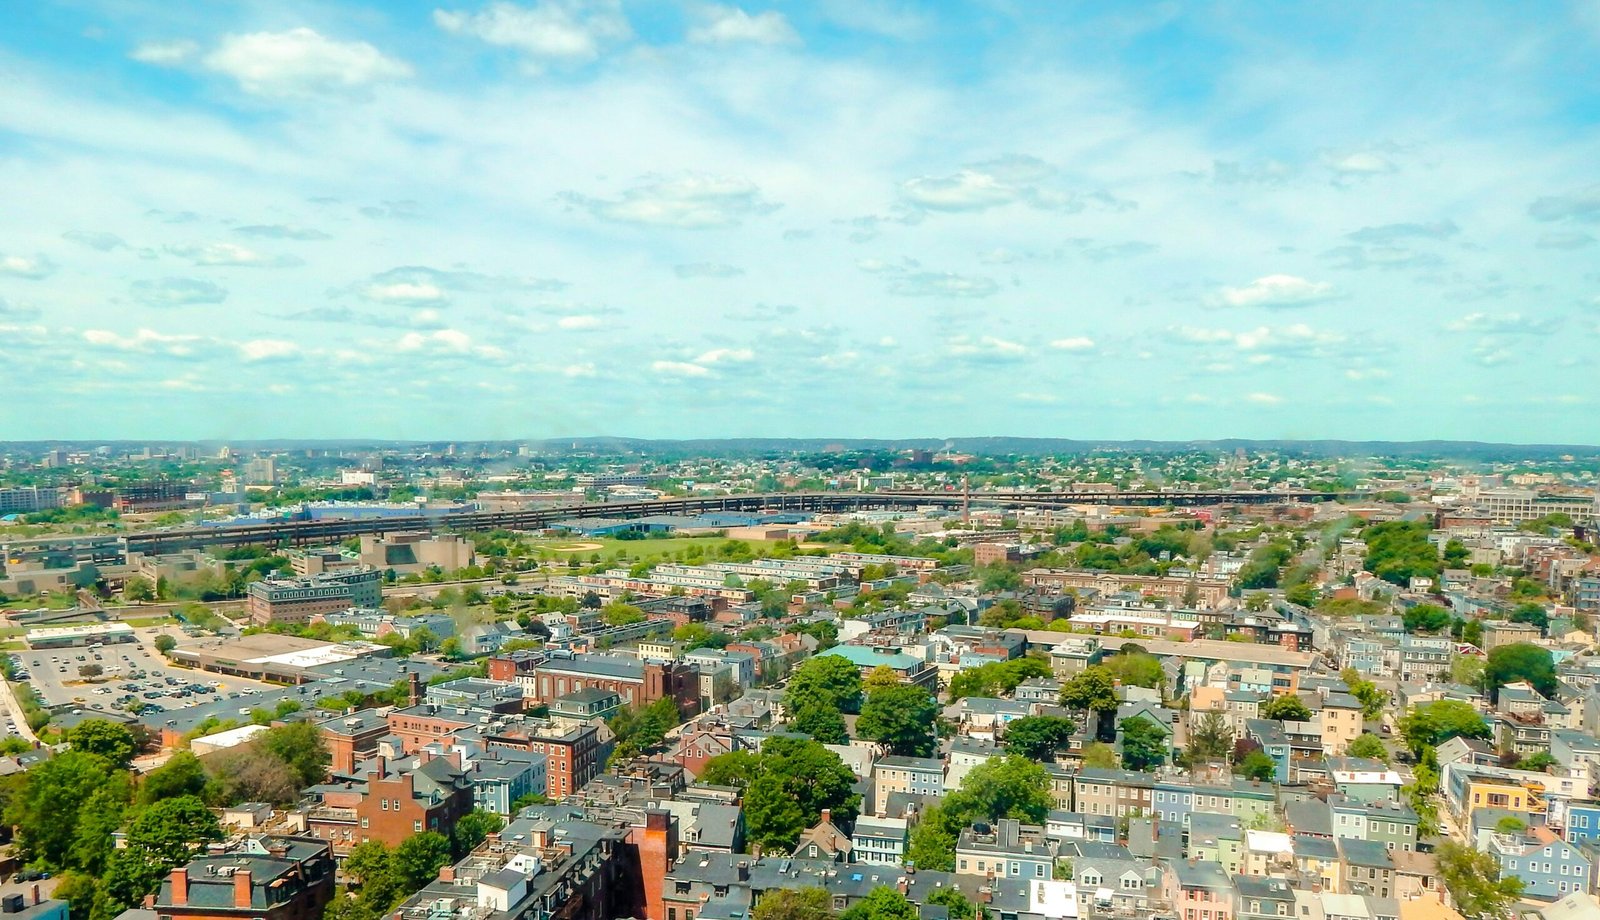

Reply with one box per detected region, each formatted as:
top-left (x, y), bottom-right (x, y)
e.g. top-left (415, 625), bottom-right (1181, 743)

top-left (124, 616), bottom-right (178, 627)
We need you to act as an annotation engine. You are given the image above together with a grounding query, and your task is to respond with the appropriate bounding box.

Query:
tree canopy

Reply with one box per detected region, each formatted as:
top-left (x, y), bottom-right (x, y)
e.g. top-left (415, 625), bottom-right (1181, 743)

top-left (906, 755), bottom-right (1052, 871)
top-left (856, 684), bottom-right (939, 757)
top-left (1260, 694), bottom-right (1312, 722)
top-left (1118, 716), bottom-right (1167, 771)
top-left (65, 720), bottom-right (138, 770)
top-left (698, 737), bottom-right (860, 852)
top-left (1398, 700), bottom-right (1491, 753)
top-left (1346, 733), bottom-right (1389, 763)
top-left (1361, 520), bottom-right (1441, 586)
top-left (786, 655), bottom-right (863, 715)
top-left (1003, 715), bottom-right (1077, 761)
top-left (947, 657), bottom-right (1051, 701)
top-left (1485, 642), bottom-right (1557, 699)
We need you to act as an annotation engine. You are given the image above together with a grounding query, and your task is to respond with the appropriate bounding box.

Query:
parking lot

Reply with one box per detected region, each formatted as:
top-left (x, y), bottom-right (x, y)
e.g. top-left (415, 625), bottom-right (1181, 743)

top-left (13, 625), bottom-right (282, 718)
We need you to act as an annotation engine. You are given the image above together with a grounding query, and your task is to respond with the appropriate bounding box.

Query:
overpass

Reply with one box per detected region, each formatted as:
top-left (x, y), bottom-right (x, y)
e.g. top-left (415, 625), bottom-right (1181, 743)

top-left (118, 488), bottom-right (1355, 554)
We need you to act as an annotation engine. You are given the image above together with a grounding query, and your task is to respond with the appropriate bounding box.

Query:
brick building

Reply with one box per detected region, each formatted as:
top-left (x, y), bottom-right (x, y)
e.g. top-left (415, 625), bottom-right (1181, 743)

top-left (484, 721), bottom-right (605, 800)
top-left (302, 752), bottom-right (474, 855)
top-left (489, 650), bottom-right (699, 712)
top-left (317, 709), bottom-right (393, 775)
top-left (152, 836), bottom-right (333, 920)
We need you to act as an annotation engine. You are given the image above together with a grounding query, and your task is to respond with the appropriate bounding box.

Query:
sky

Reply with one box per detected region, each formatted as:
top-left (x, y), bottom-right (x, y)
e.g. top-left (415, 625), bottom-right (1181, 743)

top-left (1, 1), bottom-right (1598, 444)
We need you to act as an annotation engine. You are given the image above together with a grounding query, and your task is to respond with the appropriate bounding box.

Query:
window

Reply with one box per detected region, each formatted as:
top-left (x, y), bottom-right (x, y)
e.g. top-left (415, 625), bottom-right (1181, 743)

top-left (1036, 865), bottom-right (1045, 877)
top-left (413, 821), bottom-right (422, 832)
top-left (361, 818), bottom-right (368, 828)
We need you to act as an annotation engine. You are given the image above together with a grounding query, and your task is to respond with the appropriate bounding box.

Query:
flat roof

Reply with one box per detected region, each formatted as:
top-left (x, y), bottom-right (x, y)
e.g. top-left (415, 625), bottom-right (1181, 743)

top-left (26, 622), bottom-right (135, 639)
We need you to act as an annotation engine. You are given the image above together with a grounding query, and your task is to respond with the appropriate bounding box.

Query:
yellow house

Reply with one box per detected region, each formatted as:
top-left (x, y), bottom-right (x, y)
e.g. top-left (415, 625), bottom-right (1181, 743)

top-left (1461, 779), bottom-right (1531, 820)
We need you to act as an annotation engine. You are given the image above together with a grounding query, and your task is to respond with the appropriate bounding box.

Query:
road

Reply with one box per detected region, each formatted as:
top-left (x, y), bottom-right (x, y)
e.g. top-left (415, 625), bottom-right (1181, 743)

top-left (0, 671), bottom-right (39, 745)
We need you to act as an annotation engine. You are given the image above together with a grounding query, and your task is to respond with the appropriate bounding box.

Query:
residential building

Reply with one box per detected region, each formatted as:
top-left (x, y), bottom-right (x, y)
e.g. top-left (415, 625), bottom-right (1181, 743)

top-left (954, 819), bottom-right (1059, 881)
top-left (852, 815), bottom-right (909, 866)
top-left (152, 836), bottom-right (334, 920)
top-left (1488, 826), bottom-right (1593, 901)
top-left (301, 752), bottom-right (474, 855)
top-left (357, 531), bottom-right (475, 575)
top-left (871, 756), bottom-right (945, 816)
top-left (1161, 858), bottom-right (1236, 920)
top-left (245, 568), bottom-right (382, 625)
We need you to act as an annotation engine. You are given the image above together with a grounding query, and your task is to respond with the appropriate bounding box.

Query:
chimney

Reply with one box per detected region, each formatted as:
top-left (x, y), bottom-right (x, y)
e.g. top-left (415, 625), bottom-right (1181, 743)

top-left (439, 866), bottom-right (456, 883)
top-left (897, 877), bottom-right (909, 894)
top-left (30, 886), bottom-right (39, 906)
top-left (408, 671), bottom-right (422, 706)
top-left (820, 809), bottom-right (832, 826)
top-left (233, 870), bottom-right (252, 909)
top-left (170, 869), bottom-right (188, 907)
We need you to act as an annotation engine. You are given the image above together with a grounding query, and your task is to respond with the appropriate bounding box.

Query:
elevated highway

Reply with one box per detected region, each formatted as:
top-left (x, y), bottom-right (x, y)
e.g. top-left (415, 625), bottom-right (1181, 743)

top-left (118, 488), bottom-right (1356, 554)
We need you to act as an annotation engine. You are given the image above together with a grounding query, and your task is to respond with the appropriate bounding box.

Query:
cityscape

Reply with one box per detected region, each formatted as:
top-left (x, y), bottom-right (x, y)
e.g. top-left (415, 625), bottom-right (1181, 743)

top-left (3, 5), bottom-right (1600, 920)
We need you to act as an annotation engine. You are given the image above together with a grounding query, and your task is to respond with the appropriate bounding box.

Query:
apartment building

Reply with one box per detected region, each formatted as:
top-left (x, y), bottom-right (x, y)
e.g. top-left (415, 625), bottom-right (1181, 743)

top-left (153, 836), bottom-right (334, 920)
top-left (871, 756), bottom-right (946, 815)
top-left (245, 568), bottom-right (382, 625)
top-left (303, 753), bottom-right (474, 855)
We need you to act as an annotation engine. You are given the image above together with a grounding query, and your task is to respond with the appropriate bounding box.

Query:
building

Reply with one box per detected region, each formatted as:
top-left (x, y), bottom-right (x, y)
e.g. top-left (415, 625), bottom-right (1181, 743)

top-left (954, 818), bottom-right (1059, 880)
top-left (494, 650), bottom-right (699, 712)
top-left (357, 532), bottom-right (476, 576)
top-left (815, 644), bottom-right (939, 690)
top-left (24, 622), bottom-right (135, 649)
top-left (301, 752), bottom-right (474, 855)
top-left (484, 721), bottom-right (605, 800)
top-left (1487, 827), bottom-right (1593, 901)
top-left (1161, 858), bottom-right (1235, 920)
top-left (245, 568), bottom-right (382, 625)
top-left (871, 756), bottom-right (946, 815)
top-left (0, 486), bottom-right (66, 516)
top-left (1025, 568), bottom-right (1232, 608)
top-left (851, 815), bottom-right (909, 866)
top-left (152, 836), bottom-right (334, 920)
top-left (318, 710), bottom-right (393, 775)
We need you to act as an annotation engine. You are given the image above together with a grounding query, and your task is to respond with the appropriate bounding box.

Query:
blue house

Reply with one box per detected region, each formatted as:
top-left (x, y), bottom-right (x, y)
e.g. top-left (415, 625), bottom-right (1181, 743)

top-left (1244, 718), bottom-right (1292, 783)
top-left (1489, 828), bottom-right (1593, 901)
top-left (1564, 802), bottom-right (1600, 846)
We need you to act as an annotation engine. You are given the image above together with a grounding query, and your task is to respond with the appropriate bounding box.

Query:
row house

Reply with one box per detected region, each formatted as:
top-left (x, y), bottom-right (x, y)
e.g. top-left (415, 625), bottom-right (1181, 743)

top-left (300, 752), bottom-right (474, 856)
top-left (152, 836), bottom-right (334, 920)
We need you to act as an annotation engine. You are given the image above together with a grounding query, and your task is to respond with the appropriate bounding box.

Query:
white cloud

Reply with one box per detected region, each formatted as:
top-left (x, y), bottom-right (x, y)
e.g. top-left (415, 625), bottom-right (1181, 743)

top-left (130, 40), bottom-right (199, 65)
top-left (434, 0), bottom-right (631, 64)
top-left (556, 314), bottom-right (602, 330)
top-left (562, 363), bottom-right (596, 378)
top-left (1345, 368), bottom-right (1391, 381)
top-left (898, 155), bottom-right (1123, 215)
top-left (234, 224), bottom-right (332, 241)
top-left (129, 277), bottom-right (228, 306)
top-left (237, 339), bottom-right (300, 362)
top-left (1049, 336), bottom-right (1096, 351)
top-left (83, 328), bottom-right (204, 356)
top-left (204, 28), bottom-right (411, 96)
top-left (687, 4), bottom-right (800, 45)
top-left (674, 262), bottom-right (744, 279)
top-left (652, 360), bottom-right (711, 377)
top-left (1245, 392), bottom-right (1284, 405)
top-left (563, 175), bottom-right (779, 229)
top-left (694, 347), bottom-right (754, 364)
top-left (1446, 312), bottom-right (1559, 335)
top-left (948, 336), bottom-right (1027, 363)
top-left (364, 282), bottom-right (448, 306)
top-left (62, 230), bottom-right (127, 251)
top-left (1325, 151), bottom-right (1397, 177)
top-left (1211, 275), bottom-right (1336, 310)
top-left (397, 328), bottom-right (504, 359)
top-left (0, 254), bottom-right (55, 279)
top-left (166, 242), bottom-right (300, 267)
top-left (1016, 392), bottom-right (1059, 404)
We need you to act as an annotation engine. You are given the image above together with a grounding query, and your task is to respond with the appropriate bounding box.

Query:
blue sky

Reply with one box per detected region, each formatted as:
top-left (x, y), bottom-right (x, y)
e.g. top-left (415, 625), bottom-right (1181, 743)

top-left (1, 1), bottom-right (1598, 443)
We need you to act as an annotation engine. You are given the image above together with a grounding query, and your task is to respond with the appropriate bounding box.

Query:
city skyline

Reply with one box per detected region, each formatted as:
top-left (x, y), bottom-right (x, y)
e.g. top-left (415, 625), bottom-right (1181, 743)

top-left (2, 1), bottom-right (1598, 441)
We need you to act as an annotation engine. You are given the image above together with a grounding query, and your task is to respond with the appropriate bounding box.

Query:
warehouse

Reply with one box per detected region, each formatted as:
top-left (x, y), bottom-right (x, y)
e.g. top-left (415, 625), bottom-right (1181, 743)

top-left (25, 622), bottom-right (136, 649)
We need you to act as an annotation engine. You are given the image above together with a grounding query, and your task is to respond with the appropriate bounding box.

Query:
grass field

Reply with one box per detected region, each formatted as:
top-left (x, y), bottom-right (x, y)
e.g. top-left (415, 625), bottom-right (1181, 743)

top-left (123, 616), bottom-right (178, 627)
top-left (527, 535), bottom-right (798, 565)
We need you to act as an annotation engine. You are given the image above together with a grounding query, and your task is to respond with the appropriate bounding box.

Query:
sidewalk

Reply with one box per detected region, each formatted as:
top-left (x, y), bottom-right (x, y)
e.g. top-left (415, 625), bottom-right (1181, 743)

top-left (0, 675), bottom-right (40, 745)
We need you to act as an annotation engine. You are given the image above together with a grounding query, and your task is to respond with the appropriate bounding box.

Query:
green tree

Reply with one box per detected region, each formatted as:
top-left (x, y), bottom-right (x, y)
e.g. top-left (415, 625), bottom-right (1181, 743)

top-left (1339, 668), bottom-right (1389, 720)
top-left (124, 577), bottom-right (155, 602)
top-left (344, 841), bottom-right (404, 912)
top-left (947, 658), bottom-right (1053, 702)
top-left (322, 894), bottom-right (379, 920)
top-left (1100, 651), bottom-right (1164, 690)
top-left (1081, 742), bottom-right (1117, 769)
top-left (857, 684), bottom-right (938, 757)
top-left (752, 888), bottom-right (832, 920)
top-left (392, 832), bottom-right (453, 892)
top-left (1185, 710), bottom-right (1233, 764)
top-left (1450, 654), bottom-right (1485, 688)
top-left (601, 603), bottom-right (646, 627)
top-left (52, 871), bottom-right (99, 920)
top-left (1484, 642), bottom-right (1557, 699)
top-left (1402, 604), bottom-right (1452, 634)
top-left (100, 796), bottom-right (222, 918)
top-left (1361, 520), bottom-right (1441, 586)
top-left (608, 697), bottom-right (682, 765)
top-left (839, 887), bottom-right (919, 920)
top-left (5, 751), bottom-right (119, 868)
top-left (789, 704), bottom-right (849, 745)
top-left (258, 720), bottom-right (330, 787)
top-left (70, 776), bottom-right (131, 876)
top-left (450, 809), bottom-right (505, 859)
top-left (138, 751), bottom-right (209, 804)
top-left (153, 634), bottom-right (177, 655)
top-left (1260, 694), bottom-right (1312, 722)
top-left (1003, 715), bottom-right (1077, 761)
top-left (1118, 716), bottom-right (1167, 771)
top-left (906, 756), bottom-right (1051, 871)
top-left (1346, 733), bottom-right (1390, 763)
top-left (1235, 750), bottom-right (1277, 781)
top-left (65, 720), bottom-right (138, 769)
top-left (1443, 539), bottom-right (1470, 568)
top-left (1436, 840), bottom-right (1524, 918)
top-left (786, 655), bottom-right (863, 715)
top-left (1399, 700), bottom-right (1491, 753)
top-left (1509, 603), bottom-right (1550, 634)
top-left (925, 887), bottom-right (979, 920)
top-left (701, 737), bottom-right (860, 852)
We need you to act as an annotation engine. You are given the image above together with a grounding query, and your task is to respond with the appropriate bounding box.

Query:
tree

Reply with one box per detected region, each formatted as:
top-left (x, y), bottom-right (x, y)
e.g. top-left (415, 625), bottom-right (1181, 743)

top-left (857, 685), bottom-right (938, 757)
top-left (1260, 695), bottom-right (1312, 722)
top-left (1509, 603), bottom-right (1550, 635)
top-left (786, 655), bottom-right (863, 715)
top-left (78, 664), bottom-right (103, 679)
top-left (1081, 742), bottom-right (1117, 769)
top-left (752, 888), bottom-right (832, 920)
top-left (201, 747), bottom-right (302, 805)
top-left (124, 577), bottom-right (155, 602)
top-left (1235, 750), bottom-right (1277, 782)
top-left (789, 704), bottom-right (849, 745)
top-left (840, 888), bottom-right (918, 920)
top-left (258, 720), bottom-right (330, 787)
top-left (1516, 751), bottom-right (1557, 772)
top-left (322, 894), bottom-right (378, 920)
top-left (1100, 652), bottom-right (1164, 691)
top-left (863, 665), bottom-right (901, 692)
top-left (5, 751), bottom-right (120, 869)
top-left (1443, 539), bottom-right (1470, 569)
top-left (702, 737), bottom-right (860, 852)
top-left (947, 658), bottom-right (1051, 701)
top-left (1118, 716), bottom-right (1167, 771)
top-left (66, 720), bottom-right (137, 769)
top-left (344, 841), bottom-right (404, 912)
top-left (1436, 840), bottom-right (1524, 918)
top-left (99, 796), bottom-right (222, 917)
top-left (1485, 642), bottom-right (1557, 699)
top-left (1402, 604), bottom-right (1452, 634)
top-left (601, 603), bottom-right (645, 627)
top-left (906, 756), bottom-right (1052, 871)
top-left (69, 777), bottom-right (131, 876)
top-left (138, 751), bottom-right (208, 805)
top-left (392, 833), bottom-right (453, 892)
top-left (925, 888), bottom-right (979, 920)
top-left (1361, 521), bottom-right (1441, 586)
top-left (1339, 668), bottom-right (1389, 720)
top-left (1185, 711), bottom-right (1233, 765)
top-left (608, 697), bottom-right (681, 765)
top-left (906, 802), bottom-right (959, 871)
top-left (1450, 654), bottom-right (1485, 688)
top-left (1399, 700), bottom-right (1492, 753)
top-left (450, 809), bottom-right (504, 859)
top-left (1346, 733), bottom-right (1389, 763)
top-left (1003, 715), bottom-right (1077, 761)
top-left (153, 634), bottom-right (177, 655)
